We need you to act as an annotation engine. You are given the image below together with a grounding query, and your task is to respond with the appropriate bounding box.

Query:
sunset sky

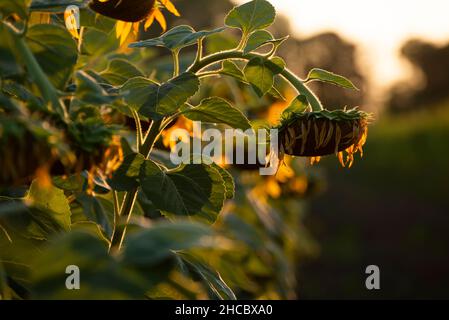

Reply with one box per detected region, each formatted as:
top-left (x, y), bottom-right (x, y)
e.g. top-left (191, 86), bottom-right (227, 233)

top-left (234, 0), bottom-right (449, 89)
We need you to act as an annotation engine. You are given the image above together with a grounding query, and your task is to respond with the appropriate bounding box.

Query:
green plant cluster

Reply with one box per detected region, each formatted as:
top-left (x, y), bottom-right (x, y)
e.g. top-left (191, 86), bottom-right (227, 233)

top-left (0, 0), bottom-right (358, 299)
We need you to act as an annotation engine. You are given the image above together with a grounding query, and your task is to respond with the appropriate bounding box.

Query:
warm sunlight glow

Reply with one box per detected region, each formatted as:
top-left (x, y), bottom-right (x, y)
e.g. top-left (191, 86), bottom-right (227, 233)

top-left (234, 0), bottom-right (449, 89)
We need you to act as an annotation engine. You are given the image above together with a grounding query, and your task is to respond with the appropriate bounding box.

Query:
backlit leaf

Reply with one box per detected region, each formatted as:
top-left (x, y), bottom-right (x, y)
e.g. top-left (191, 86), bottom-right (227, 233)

top-left (306, 68), bottom-right (359, 90)
top-left (225, 0), bottom-right (275, 34)
top-left (139, 72), bottom-right (200, 120)
top-left (182, 97), bottom-right (251, 131)
top-left (140, 161), bottom-right (226, 224)
top-left (244, 56), bottom-right (285, 97)
top-left (129, 25), bottom-right (225, 51)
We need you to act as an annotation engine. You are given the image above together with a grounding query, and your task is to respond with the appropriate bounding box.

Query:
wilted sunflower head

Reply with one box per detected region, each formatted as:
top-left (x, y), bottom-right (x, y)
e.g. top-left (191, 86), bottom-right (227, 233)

top-left (88, 0), bottom-right (180, 44)
top-left (277, 108), bottom-right (372, 167)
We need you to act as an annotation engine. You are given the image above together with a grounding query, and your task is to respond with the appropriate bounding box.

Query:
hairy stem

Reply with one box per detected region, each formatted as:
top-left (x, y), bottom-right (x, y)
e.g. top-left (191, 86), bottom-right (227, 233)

top-left (187, 51), bottom-right (323, 112)
top-left (109, 119), bottom-right (164, 252)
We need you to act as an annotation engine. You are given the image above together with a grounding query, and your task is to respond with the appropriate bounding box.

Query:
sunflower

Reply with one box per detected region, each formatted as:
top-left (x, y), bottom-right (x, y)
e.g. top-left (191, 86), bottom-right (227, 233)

top-left (89, 0), bottom-right (180, 45)
top-left (277, 108), bottom-right (371, 168)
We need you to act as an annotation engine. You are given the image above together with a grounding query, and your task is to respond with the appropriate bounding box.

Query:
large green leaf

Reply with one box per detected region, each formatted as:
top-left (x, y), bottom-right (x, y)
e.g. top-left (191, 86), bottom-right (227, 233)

top-left (120, 76), bottom-right (158, 111)
top-left (75, 194), bottom-right (114, 238)
top-left (30, 231), bottom-right (154, 299)
top-left (0, 226), bottom-right (43, 293)
top-left (27, 24), bottom-right (78, 90)
top-left (140, 161), bottom-right (226, 224)
top-left (182, 97), bottom-right (251, 131)
top-left (123, 221), bottom-right (214, 267)
top-left (75, 71), bottom-right (116, 105)
top-left (0, 181), bottom-right (71, 240)
top-left (81, 27), bottom-right (119, 56)
top-left (244, 56), bottom-right (285, 97)
top-left (25, 180), bottom-right (72, 232)
top-left (179, 253), bottom-right (236, 300)
top-left (225, 0), bottom-right (276, 35)
top-left (138, 72), bottom-right (200, 120)
top-left (109, 153), bottom-right (145, 191)
top-left (306, 68), bottom-right (359, 90)
top-left (100, 59), bottom-right (144, 86)
top-left (129, 25), bottom-right (225, 51)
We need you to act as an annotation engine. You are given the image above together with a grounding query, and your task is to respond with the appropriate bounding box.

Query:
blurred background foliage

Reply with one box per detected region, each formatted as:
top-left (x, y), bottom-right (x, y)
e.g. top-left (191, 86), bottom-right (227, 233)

top-left (164, 0), bottom-right (449, 299)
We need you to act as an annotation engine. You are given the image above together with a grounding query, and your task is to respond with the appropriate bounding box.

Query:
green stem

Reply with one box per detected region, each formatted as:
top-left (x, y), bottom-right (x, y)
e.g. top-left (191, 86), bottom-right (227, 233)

top-left (187, 50), bottom-right (323, 111)
top-left (172, 49), bottom-right (180, 78)
top-left (109, 119), bottom-right (164, 251)
top-left (191, 37), bottom-right (203, 70)
top-left (13, 33), bottom-right (68, 119)
top-left (131, 109), bottom-right (143, 152)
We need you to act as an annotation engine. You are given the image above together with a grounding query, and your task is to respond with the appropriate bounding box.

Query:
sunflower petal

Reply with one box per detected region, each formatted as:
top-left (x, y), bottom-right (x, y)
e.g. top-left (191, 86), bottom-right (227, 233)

top-left (160, 0), bottom-right (181, 17)
top-left (153, 8), bottom-right (167, 31)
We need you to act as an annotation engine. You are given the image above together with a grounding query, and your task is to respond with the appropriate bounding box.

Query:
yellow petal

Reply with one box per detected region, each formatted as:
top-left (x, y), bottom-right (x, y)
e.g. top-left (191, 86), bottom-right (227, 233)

top-left (118, 22), bottom-right (132, 46)
top-left (160, 0), bottom-right (181, 17)
top-left (153, 8), bottom-right (167, 32)
top-left (116, 20), bottom-right (125, 38)
top-left (337, 151), bottom-right (345, 167)
top-left (132, 22), bottom-right (140, 35)
top-left (144, 10), bottom-right (156, 31)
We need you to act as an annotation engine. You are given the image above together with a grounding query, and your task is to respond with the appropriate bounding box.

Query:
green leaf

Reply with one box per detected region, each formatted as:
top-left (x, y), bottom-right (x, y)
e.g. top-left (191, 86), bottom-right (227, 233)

top-left (25, 180), bottom-right (72, 232)
top-left (123, 221), bottom-right (213, 267)
top-left (244, 56), bottom-right (285, 97)
top-left (75, 194), bottom-right (114, 238)
top-left (71, 221), bottom-right (110, 246)
top-left (179, 253), bottom-right (236, 300)
top-left (268, 85), bottom-right (285, 100)
top-left (182, 97), bottom-right (251, 131)
top-left (75, 71), bottom-right (116, 105)
top-left (120, 76), bottom-right (158, 111)
top-left (225, 0), bottom-right (276, 35)
top-left (2, 82), bottom-right (43, 110)
top-left (220, 61), bottom-right (246, 83)
top-left (129, 25), bottom-right (225, 51)
top-left (211, 164), bottom-right (235, 200)
top-left (81, 27), bottom-right (119, 57)
top-left (306, 68), bottom-right (359, 90)
top-left (109, 153), bottom-right (145, 191)
top-left (0, 181), bottom-right (71, 241)
top-left (244, 30), bottom-right (273, 53)
top-left (139, 72), bottom-right (200, 120)
top-left (282, 95), bottom-right (309, 116)
top-left (0, 24), bottom-right (23, 78)
top-left (140, 161), bottom-right (226, 224)
top-left (0, 0), bottom-right (30, 19)
top-left (31, 232), bottom-right (153, 299)
top-left (52, 174), bottom-right (85, 192)
top-left (100, 59), bottom-right (144, 86)
top-left (27, 24), bottom-right (78, 90)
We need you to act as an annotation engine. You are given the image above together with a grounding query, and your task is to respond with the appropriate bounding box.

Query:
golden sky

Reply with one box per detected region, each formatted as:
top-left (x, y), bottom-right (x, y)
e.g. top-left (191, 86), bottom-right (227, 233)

top-left (235, 0), bottom-right (449, 89)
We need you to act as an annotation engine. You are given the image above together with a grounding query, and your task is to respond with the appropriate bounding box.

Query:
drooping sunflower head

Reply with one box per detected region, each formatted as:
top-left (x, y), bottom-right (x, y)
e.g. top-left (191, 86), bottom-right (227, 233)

top-left (89, 0), bottom-right (157, 23)
top-left (277, 108), bottom-right (372, 167)
top-left (88, 0), bottom-right (180, 44)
